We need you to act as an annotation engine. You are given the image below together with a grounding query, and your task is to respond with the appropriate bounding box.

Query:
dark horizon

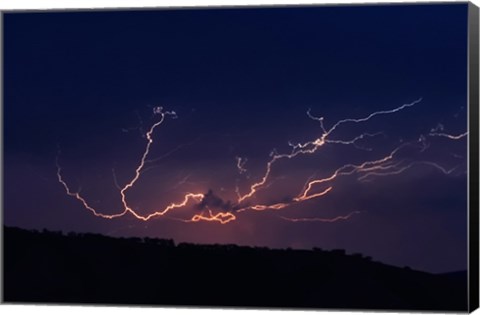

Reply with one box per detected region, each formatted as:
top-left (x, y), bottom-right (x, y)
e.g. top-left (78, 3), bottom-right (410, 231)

top-left (3, 225), bottom-right (468, 310)
top-left (4, 3), bottom-right (469, 274)
top-left (2, 224), bottom-right (469, 275)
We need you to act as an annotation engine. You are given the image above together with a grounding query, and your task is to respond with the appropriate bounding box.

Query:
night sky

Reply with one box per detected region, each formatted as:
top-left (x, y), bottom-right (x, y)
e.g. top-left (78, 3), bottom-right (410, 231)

top-left (4, 3), bottom-right (469, 273)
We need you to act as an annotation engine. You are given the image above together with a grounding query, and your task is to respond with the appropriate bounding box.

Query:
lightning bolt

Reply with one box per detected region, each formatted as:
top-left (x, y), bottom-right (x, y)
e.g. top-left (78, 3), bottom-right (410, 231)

top-left (169, 173), bottom-right (193, 190)
top-left (428, 123), bottom-right (468, 140)
top-left (358, 161), bottom-right (460, 182)
top-left (293, 142), bottom-right (411, 202)
top-left (429, 131), bottom-right (468, 140)
top-left (235, 156), bottom-right (248, 175)
top-left (57, 107), bottom-right (205, 221)
top-left (280, 211), bottom-right (361, 223)
top-left (248, 203), bottom-right (289, 211)
top-left (112, 168), bottom-right (122, 190)
top-left (325, 98), bottom-right (423, 136)
top-left (325, 132), bottom-right (384, 151)
top-left (57, 161), bottom-right (127, 219)
top-left (141, 138), bottom-right (198, 174)
top-left (170, 208), bottom-right (236, 224)
top-left (235, 98), bottom-right (422, 204)
top-left (189, 209), bottom-right (237, 224)
top-left (57, 98), bottom-right (464, 226)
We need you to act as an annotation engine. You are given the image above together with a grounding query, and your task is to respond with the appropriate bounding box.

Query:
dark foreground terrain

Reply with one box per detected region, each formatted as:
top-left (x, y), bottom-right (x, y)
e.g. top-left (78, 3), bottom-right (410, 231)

top-left (3, 226), bottom-right (467, 311)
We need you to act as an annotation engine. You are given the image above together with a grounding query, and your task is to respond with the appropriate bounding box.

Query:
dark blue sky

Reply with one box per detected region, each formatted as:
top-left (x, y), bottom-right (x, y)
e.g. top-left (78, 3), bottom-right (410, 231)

top-left (4, 3), bottom-right (469, 273)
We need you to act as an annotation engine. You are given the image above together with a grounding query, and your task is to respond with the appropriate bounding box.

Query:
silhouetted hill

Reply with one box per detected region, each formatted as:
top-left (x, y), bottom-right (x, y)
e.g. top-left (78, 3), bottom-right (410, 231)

top-left (3, 226), bottom-right (467, 311)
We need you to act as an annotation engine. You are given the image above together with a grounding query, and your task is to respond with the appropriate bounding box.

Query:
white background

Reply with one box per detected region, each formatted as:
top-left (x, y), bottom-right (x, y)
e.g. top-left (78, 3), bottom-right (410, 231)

top-left (0, 0), bottom-right (479, 315)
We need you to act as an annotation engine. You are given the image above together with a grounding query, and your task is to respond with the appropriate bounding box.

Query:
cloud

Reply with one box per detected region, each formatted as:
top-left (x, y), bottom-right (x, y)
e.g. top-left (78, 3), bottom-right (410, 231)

top-left (196, 189), bottom-right (233, 212)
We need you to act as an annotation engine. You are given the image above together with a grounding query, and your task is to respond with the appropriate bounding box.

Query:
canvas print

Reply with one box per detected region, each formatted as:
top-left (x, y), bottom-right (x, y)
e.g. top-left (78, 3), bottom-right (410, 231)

top-left (2, 2), bottom-right (478, 312)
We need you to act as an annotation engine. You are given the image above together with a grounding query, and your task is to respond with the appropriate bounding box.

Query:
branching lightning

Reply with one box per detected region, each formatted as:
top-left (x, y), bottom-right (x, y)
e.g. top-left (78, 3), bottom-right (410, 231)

top-left (358, 161), bottom-right (460, 182)
top-left (325, 132), bottom-right (384, 151)
top-left (236, 156), bottom-right (248, 175)
top-left (235, 99), bottom-right (423, 204)
top-left (57, 107), bottom-right (205, 222)
top-left (57, 98), bottom-right (466, 226)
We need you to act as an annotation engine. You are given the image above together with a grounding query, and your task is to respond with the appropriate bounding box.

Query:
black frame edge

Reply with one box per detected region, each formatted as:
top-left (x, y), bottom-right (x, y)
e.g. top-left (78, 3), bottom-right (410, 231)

top-left (0, 10), bottom-right (4, 305)
top-left (469, 1), bottom-right (480, 313)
